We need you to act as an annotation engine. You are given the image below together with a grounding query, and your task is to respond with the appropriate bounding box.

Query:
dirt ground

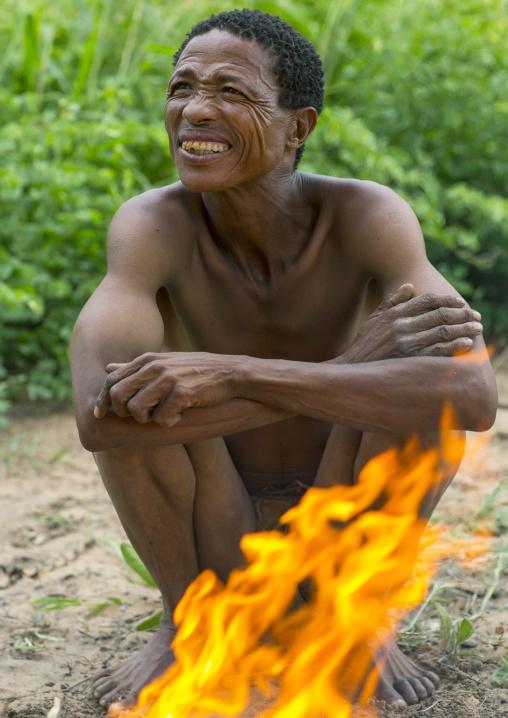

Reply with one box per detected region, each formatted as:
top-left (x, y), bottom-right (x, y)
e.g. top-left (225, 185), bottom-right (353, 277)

top-left (1, 370), bottom-right (508, 718)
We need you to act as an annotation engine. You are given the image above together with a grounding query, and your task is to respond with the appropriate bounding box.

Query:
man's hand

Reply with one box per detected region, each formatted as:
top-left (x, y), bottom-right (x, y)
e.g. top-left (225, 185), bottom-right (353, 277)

top-left (95, 352), bottom-right (240, 426)
top-left (342, 284), bottom-right (483, 364)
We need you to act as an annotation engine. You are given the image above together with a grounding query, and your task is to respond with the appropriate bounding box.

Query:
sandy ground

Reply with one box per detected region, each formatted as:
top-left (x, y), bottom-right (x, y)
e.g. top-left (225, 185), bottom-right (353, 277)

top-left (1, 372), bottom-right (508, 718)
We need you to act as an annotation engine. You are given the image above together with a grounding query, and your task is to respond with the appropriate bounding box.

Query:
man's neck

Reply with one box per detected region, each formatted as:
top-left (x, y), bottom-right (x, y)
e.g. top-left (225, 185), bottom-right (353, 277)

top-left (202, 170), bottom-right (315, 286)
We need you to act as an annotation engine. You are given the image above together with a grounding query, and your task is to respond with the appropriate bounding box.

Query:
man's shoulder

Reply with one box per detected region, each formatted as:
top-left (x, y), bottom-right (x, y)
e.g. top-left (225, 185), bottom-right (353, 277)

top-left (108, 183), bottom-right (200, 255)
top-left (105, 183), bottom-right (201, 287)
top-left (113, 182), bottom-right (196, 228)
top-left (306, 173), bottom-right (424, 275)
top-left (308, 174), bottom-right (419, 241)
top-left (305, 173), bottom-right (405, 214)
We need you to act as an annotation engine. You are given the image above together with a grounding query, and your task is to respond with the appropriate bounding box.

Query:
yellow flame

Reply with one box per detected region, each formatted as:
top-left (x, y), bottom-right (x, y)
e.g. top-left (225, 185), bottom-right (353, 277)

top-left (110, 406), bottom-right (486, 718)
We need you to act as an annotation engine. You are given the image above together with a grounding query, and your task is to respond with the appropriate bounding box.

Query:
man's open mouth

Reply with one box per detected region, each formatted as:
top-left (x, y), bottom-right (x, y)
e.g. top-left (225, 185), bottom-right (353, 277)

top-left (181, 141), bottom-right (230, 155)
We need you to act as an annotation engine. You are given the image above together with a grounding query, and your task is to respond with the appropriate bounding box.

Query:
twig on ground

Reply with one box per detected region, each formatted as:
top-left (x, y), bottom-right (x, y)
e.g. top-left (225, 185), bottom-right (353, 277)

top-left (61, 676), bottom-right (92, 692)
top-left (417, 698), bottom-right (445, 713)
top-left (434, 658), bottom-right (483, 685)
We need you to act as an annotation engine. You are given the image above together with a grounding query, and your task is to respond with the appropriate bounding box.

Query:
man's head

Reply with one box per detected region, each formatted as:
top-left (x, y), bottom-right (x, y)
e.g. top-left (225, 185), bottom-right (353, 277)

top-left (173, 9), bottom-right (324, 169)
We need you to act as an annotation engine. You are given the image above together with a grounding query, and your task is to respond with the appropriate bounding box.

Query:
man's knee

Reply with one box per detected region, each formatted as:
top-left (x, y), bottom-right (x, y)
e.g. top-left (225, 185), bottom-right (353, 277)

top-left (94, 443), bottom-right (196, 499)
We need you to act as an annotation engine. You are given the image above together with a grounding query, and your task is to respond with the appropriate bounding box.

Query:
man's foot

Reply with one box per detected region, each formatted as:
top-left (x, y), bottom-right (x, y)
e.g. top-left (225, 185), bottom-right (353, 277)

top-left (93, 613), bottom-right (177, 708)
top-left (374, 638), bottom-right (440, 706)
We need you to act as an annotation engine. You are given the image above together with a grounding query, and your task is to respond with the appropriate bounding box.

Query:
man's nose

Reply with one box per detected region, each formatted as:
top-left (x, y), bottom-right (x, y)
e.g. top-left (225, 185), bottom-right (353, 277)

top-left (181, 92), bottom-right (219, 124)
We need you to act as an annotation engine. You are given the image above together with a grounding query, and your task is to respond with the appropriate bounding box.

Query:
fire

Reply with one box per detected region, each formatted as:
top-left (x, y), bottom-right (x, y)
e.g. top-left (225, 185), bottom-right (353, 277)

top-left (109, 408), bottom-right (485, 718)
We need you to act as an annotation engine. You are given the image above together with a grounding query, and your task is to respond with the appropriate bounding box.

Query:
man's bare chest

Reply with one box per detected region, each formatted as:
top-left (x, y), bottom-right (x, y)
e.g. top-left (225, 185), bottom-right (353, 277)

top-left (162, 247), bottom-right (369, 362)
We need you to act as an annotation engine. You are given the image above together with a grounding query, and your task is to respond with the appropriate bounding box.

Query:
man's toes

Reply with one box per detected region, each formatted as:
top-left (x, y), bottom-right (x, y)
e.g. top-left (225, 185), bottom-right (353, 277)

top-left (420, 675), bottom-right (438, 693)
top-left (93, 668), bottom-right (112, 681)
top-left (99, 687), bottom-right (121, 707)
top-left (376, 677), bottom-right (407, 706)
top-left (120, 691), bottom-right (139, 708)
top-left (407, 677), bottom-right (429, 701)
top-left (94, 678), bottom-right (118, 700)
top-left (424, 670), bottom-right (440, 688)
top-left (393, 679), bottom-right (419, 705)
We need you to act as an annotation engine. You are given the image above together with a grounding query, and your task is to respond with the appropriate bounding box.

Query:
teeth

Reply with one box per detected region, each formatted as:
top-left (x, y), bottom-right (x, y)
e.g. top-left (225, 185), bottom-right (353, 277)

top-left (181, 140), bottom-right (229, 153)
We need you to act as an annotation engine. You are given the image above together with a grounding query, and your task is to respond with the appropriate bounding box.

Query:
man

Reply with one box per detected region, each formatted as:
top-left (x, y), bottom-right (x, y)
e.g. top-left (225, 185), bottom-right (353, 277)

top-left (70, 9), bottom-right (497, 710)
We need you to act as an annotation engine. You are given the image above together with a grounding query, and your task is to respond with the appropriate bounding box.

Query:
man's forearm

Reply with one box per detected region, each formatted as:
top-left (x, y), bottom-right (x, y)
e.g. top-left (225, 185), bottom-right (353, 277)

top-left (80, 396), bottom-right (293, 452)
top-left (236, 354), bottom-right (497, 433)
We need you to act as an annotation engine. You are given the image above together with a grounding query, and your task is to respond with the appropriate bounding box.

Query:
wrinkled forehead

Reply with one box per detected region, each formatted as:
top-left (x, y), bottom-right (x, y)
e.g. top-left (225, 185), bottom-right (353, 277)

top-left (174, 29), bottom-right (279, 92)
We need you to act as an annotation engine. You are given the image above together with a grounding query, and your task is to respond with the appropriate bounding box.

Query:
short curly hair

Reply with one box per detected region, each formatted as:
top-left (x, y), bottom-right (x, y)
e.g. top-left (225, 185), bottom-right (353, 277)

top-left (173, 9), bottom-right (324, 167)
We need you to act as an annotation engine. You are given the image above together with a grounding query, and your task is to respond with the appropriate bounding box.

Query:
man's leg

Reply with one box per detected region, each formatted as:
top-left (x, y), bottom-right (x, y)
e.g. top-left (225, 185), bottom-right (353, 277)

top-left (92, 438), bottom-right (256, 707)
top-left (313, 424), bottom-right (463, 706)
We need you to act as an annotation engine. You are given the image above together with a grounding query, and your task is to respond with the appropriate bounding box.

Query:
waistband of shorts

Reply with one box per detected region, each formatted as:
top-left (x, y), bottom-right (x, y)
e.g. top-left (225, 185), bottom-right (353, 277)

top-left (247, 478), bottom-right (311, 499)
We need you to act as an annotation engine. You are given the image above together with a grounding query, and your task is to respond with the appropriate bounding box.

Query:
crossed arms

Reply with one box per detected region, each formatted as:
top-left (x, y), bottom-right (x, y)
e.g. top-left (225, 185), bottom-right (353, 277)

top-left (70, 192), bottom-right (497, 453)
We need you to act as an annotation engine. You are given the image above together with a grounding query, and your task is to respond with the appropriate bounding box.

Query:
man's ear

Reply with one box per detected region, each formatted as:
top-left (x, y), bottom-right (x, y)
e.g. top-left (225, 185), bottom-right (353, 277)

top-left (287, 107), bottom-right (318, 149)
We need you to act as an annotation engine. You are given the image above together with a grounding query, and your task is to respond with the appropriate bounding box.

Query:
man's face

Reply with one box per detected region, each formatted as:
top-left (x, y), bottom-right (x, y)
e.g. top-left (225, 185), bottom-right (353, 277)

top-left (165, 29), bottom-right (296, 192)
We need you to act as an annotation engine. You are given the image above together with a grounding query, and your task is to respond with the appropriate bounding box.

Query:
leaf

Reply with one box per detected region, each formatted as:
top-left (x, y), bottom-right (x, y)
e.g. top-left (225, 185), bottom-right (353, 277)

top-left (136, 611), bottom-right (162, 631)
top-left (26, 428), bottom-right (42, 456)
top-left (33, 597), bottom-right (81, 611)
top-left (85, 596), bottom-right (125, 618)
top-left (459, 652), bottom-right (484, 658)
top-left (33, 631), bottom-right (66, 642)
top-left (74, 15), bottom-right (99, 97)
top-left (120, 543), bottom-right (157, 587)
top-left (432, 601), bottom-right (452, 649)
top-left (456, 618), bottom-right (474, 646)
top-left (14, 637), bottom-right (41, 651)
top-left (22, 14), bottom-right (40, 91)
top-left (85, 601), bottom-right (110, 618)
top-left (492, 656), bottom-right (508, 684)
top-left (101, 533), bottom-right (123, 559)
top-left (50, 448), bottom-right (68, 463)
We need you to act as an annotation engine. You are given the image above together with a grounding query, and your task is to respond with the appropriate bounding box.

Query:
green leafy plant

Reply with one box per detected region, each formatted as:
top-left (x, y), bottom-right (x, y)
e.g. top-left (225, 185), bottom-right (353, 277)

top-left (119, 541), bottom-right (161, 630)
top-left (432, 601), bottom-right (475, 656)
top-left (121, 542), bottom-right (157, 587)
top-left (33, 594), bottom-right (127, 618)
top-left (102, 535), bottom-right (161, 630)
top-left (1, 0), bottom-right (507, 423)
top-left (492, 655), bottom-right (508, 685)
top-left (34, 596), bottom-right (82, 610)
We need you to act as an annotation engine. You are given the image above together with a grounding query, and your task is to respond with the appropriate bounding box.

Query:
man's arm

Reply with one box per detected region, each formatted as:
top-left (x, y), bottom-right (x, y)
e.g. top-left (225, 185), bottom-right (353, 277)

top-left (70, 197), bottom-right (293, 453)
top-left (237, 184), bottom-right (497, 431)
top-left (96, 185), bottom-right (496, 435)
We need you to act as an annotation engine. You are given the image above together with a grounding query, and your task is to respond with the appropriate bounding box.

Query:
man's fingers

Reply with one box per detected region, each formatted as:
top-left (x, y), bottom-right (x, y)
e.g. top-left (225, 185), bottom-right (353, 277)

top-left (106, 363), bottom-right (125, 373)
top-left (401, 307), bottom-right (482, 333)
top-left (409, 321), bottom-right (482, 353)
top-left (126, 385), bottom-right (164, 424)
top-left (152, 388), bottom-right (191, 426)
top-left (94, 388), bottom-right (111, 419)
top-left (417, 338), bottom-right (474, 357)
top-left (95, 355), bottom-right (160, 418)
top-left (397, 292), bottom-right (466, 317)
top-left (107, 371), bottom-right (155, 418)
top-left (381, 283), bottom-right (414, 309)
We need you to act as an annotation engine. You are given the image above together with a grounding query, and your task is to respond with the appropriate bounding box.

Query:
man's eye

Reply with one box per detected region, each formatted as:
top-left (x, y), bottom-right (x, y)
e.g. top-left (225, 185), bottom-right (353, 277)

top-left (170, 82), bottom-right (191, 94)
top-left (223, 87), bottom-right (243, 96)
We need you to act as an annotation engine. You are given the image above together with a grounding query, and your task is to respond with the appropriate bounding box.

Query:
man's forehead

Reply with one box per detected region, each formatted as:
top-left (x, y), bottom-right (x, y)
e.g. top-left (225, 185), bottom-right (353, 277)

top-left (174, 30), bottom-right (278, 88)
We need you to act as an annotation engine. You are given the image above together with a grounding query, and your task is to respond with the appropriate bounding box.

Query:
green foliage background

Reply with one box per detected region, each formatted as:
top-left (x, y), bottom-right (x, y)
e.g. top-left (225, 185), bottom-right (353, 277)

top-left (1, 0), bottom-right (507, 413)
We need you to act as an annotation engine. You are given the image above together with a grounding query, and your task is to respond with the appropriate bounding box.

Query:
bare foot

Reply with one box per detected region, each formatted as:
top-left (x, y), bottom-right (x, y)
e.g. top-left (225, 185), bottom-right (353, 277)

top-left (93, 612), bottom-right (176, 708)
top-left (374, 637), bottom-right (440, 706)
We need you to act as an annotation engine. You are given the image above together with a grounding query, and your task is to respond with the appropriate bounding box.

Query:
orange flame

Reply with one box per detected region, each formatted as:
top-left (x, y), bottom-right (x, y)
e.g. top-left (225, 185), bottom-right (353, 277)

top-left (110, 407), bottom-right (485, 718)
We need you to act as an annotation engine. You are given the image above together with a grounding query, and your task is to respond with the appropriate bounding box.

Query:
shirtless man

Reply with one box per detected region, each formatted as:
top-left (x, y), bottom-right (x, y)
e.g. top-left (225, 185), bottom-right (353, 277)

top-left (69, 9), bottom-right (497, 710)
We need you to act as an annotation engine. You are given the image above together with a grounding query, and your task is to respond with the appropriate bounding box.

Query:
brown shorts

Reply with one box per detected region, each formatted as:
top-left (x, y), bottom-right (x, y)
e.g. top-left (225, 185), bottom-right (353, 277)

top-left (248, 479), bottom-right (310, 532)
